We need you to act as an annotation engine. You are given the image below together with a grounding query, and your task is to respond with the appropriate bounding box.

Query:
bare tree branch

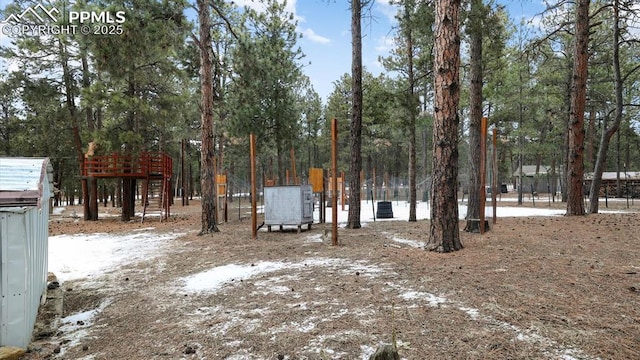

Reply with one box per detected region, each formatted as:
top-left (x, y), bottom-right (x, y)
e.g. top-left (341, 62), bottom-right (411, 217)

top-left (210, 0), bottom-right (239, 40)
top-left (523, 21), bottom-right (573, 55)
top-left (622, 63), bottom-right (640, 82)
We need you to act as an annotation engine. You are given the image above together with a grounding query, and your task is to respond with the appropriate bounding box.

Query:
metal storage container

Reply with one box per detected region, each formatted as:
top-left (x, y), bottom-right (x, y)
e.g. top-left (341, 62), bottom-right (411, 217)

top-left (264, 185), bottom-right (313, 232)
top-left (0, 157), bottom-right (53, 349)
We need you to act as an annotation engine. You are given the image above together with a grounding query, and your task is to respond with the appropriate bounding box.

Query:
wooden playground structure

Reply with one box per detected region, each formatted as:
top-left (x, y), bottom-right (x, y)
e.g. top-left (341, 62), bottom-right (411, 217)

top-left (82, 152), bottom-right (173, 221)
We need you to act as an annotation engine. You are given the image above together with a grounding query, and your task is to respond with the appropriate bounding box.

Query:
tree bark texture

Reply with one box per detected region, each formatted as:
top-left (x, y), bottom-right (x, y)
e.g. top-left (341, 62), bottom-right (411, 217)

top-left (561, 69), bottom-right (572, 203)
top-left (121, 178), bottom-right (133, 221)
top-left (464, 0), bottom-right (483, 232)
top-left (82, 50), bottom-right (100, 221)
top-left (198, 0), bottom-right (219, 234)
top-left (426, 0), bottom-right (462, 252)
top-left (90, 178), bottom-right (98, 220)
top-left (586, 107), bottom-right (596, 171)
top-left (566, 0), bottom-right (590, 216)
top-left (347, 0), bottom-right (363, 229)
top-left (405, 5), bottom-right (417, 222)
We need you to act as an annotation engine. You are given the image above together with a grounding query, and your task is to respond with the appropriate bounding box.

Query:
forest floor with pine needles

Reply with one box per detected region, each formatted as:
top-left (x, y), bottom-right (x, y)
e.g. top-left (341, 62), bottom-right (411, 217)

top-left (23, 196), bottom-right (640, 359)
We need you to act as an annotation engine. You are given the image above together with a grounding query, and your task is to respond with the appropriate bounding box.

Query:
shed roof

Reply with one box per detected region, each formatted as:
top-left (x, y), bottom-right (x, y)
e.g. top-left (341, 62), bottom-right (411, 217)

top-left (584, 171), bottom-right (640, 181)
top-left (0, 157), bottom-right (54, 207)
top-left (512, 165), bottom-right (557, 177)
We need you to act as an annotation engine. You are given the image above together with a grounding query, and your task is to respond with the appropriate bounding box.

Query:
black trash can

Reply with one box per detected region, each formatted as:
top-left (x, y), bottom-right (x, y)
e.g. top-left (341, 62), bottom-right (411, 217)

top-left (376, 201), bottom-right (394, 218)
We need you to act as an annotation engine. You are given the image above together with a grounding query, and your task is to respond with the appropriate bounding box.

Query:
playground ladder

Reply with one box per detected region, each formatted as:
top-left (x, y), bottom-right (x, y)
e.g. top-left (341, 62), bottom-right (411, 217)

top-left (141, 176), bottom-right (166, 223)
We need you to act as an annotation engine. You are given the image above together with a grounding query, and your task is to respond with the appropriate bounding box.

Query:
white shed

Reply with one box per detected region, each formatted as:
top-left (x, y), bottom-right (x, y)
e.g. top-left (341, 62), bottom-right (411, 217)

top-left (0, 157), bottom-right (54, 349)
top-left (264, 185), bottom-right (314, 232)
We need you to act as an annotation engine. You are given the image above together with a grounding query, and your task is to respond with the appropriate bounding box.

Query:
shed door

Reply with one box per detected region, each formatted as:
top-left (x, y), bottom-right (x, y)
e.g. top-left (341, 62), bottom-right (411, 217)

top-left (302, 188), bottom-right (313, 219)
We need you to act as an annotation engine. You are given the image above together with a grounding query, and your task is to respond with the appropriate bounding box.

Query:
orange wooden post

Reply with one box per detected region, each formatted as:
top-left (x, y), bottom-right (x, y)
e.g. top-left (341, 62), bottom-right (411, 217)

top-left (480, 117), bottom-right (487, 234)
top-left (213, 156), bottom-right (220, 223)
top-left (290, 148), bottom-right (297, 185)
top-left (250, 133), bottom-right (258, 240)
top-left (331, 118), bottom-right (338, 246)
top-left (309, 167), bottom-right (324, 223)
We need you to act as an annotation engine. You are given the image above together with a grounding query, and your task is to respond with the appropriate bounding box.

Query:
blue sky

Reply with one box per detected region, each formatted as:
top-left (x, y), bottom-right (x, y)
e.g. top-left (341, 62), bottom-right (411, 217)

top-left (235, 0), bottom-right (547, 103)
top-left (0, 0), bottom-right (546, 101)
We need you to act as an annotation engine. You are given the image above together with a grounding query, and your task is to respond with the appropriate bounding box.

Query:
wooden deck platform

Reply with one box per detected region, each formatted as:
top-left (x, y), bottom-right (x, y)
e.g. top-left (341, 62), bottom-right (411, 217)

top-left (82, 152), bottom-right (172, 179)
top-left (82, 152), bottom-right (173, 221)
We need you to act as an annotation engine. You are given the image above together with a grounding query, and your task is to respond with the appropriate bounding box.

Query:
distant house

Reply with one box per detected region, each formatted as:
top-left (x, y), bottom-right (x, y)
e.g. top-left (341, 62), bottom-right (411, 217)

top-left (512, 165), bottom-right (560, 194)
top-left (0, 157), bottom-right (54, 349)
top-left (584, 171), bottom-right (640, 197)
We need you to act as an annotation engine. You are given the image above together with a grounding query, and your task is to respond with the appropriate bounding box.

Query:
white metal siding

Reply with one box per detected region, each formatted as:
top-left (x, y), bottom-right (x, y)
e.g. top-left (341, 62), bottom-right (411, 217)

top-left (2, 210), bottom-right (29, 348)
top-left (0, 207), bottom-right (48, 349)
top-left (0, 157), bottom-right (51, 349)
top-left (264, 185), bottom-right (313, 226)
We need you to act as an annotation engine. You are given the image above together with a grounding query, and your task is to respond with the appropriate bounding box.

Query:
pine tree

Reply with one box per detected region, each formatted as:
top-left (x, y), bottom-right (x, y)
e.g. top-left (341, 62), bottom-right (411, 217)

top-left (426, 0), bottom-right (462, 252)
top-left (566, 0), bottom-right (590, 216)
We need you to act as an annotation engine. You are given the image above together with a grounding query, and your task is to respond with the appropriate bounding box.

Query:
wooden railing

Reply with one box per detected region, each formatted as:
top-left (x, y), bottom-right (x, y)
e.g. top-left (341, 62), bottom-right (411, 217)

top-left (83, 152), bottom-right (172, 179)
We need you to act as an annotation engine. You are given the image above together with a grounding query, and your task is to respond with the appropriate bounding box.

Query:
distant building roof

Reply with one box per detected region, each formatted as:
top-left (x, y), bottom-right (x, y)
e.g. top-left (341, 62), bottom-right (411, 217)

top-left (584, 171), bottom-right (640, 181)
top-left (512, 165), bottom-right (557, 177)
top-left (0, 157), bottom-right (54, 207)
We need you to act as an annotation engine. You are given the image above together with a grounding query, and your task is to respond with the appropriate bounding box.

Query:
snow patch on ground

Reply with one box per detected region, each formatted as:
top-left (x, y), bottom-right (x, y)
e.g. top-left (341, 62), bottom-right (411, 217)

top-left (180, 257), bottom-right (385, 294)
top-left (400, 291), bottom-right (447, 306)
top-left (391, 236), bottom-right (425, 248)
top-left (183, 261), bottom-right (288, 292)
top-left (305, 233), bottom-right (324, 243)
top-left (49, 231), bottom-right (184, 283)
top-left (57, 300), bottom-right (111, 356)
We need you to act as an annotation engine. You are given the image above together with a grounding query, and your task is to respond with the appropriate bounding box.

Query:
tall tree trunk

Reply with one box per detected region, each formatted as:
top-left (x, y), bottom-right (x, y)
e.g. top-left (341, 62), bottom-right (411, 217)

top-left (586, 106), bottom-right (596, 171)
top-left (277, 132), bottom-right (285, 184)
top-left (81, 51), bottom-right (95, 133)
top-left (561, 69), bottom-right (572, 202)
top-left (347, 0), bottom-right (363, 229)
top-left (566, 0), bottom-right (590, 216)
top-left (589, 112), bottom-right (612, 213)
top-left (615, 126), bottom-right (621, 197)
top-left (586, 0), bottom-right (624, 211)
top-left (197, 0), bottom-right (219, 234)
top-left (464, 0), bottom-right (483, 232)
top-left (422, 127), bottom-right (429, 194)
top-left (53, 159), bottom-right (63, 207)
top-left (121, 74), bottom-right (136, 221)
top-left (426, 0), bottom-right (462, 252)
top-left (82, 49), bottom-right (99, 221)
top-left (59, 38), bottom-right (89, 220)
top-left (517, 65), bottom-right (524, 205)
top-left (404, 3), bottom-right (418, 222)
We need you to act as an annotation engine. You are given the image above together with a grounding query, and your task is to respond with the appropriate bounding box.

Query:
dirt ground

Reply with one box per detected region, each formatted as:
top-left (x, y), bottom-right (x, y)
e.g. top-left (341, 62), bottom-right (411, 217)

top-left (23, 196), bottom-right (640, 359)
